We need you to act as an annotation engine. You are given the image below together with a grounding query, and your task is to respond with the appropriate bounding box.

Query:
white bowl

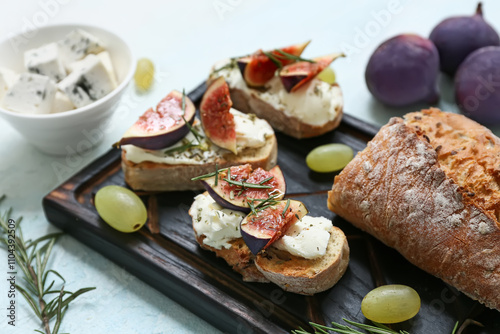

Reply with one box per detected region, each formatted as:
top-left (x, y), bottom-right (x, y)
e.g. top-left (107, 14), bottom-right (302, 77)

top-left (0, 23), bottom-right (135, 155)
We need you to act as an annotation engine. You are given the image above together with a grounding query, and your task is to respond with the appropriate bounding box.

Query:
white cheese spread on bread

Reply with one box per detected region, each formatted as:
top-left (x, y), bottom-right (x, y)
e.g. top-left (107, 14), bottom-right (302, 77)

top-left (273, 216), bottom-right (333, 259)
top-left (212, 59), bottom-right (343, 126)
top-left (189, 193), bottom-right (246, 249)
top-left (190, 193), bottom-right (332, 258)
top-left (122, 108), bottom-right (273, 165)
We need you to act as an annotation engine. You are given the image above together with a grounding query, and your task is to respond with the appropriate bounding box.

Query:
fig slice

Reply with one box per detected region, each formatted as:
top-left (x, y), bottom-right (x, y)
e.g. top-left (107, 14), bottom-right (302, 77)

top-left (200, 77), bottom-right (237, 153)
top-left (118, 90), bottom-right (196, 150)
top-left (200, 164), bottom-right (286, 213)
top-left (237, 41), bottom-right (310, 87)
top-left (280, 52), bottom-right (344, 92)
top-left (240, 199), bottom-right (308, 255)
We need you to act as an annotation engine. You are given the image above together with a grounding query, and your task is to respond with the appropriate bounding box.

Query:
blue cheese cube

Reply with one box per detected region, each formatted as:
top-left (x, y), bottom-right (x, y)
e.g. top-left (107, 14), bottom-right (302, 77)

top-left (57, 54), bottom-right (115, 108)
top-left (67, 52), bottom-right (117, 87)
top-left (0, 67), bottom-right (18, 103)
top-left (52, 91), bottom-right (75, 113)
top-left (24, 42), bottom-right (66, 82)
top-left (3, 73), bottom-right (56, 114)
top-left (58, 29), bottom-right (105, 67)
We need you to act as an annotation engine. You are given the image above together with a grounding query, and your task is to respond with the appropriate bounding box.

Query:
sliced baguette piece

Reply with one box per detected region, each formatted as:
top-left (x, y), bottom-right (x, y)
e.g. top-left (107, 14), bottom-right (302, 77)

top-left (121, 129), bottom-right (277, 192)
top-left (229, 85), bottom-right (343, 139)
top-left (209, 60), bottom-right (343, 139)
top-left (328, 108), bottom-right (500, 311)
top-left (255, 226), bottom-right (349, 295)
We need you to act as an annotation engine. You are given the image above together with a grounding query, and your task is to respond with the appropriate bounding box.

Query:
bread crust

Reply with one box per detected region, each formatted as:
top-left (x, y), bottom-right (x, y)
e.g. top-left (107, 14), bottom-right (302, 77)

top-left (255, 226), bottom-right (349, 295)
top-left (228, 85), bottom-right (343, 139)
top-left (328, 108), bottom-right (500, 310)
top-left (122, 134), bottom-right (278, 191)
top-left (195, 234), bottom-right (269, 283)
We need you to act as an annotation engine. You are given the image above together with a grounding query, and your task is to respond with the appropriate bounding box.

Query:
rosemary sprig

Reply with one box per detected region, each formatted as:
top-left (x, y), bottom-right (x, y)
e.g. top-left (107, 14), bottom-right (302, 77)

top-left (191, 167), bottom-right (229, 181)
top-left (281, 198), bottom-right (290, 218)
top-left (258, 176), bottom-right (274, 185)
top-left (274, 49), bottom-right (316, 63)
top-left (293, 319), bottom-right (463, 334)
top-left (292, 319), bottom-right (409, 334)
top-left (163, 140), bottom-right (197, 155)
top-left (0, 195), bottom-right (95, 334)
top-left (222, 178), bottom-right (273, 189)
top-left (262, 51), bottom-right (283, 68)
top-left (181, 89), bottom-right (204, 144)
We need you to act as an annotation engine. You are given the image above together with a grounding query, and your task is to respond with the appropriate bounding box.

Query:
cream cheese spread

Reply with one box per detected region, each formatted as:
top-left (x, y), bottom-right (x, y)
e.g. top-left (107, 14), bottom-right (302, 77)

top-left (189, 194), bottom-right (246, 249)
top-left (211, 58), bottom-right (343, 126)
top-left (190, 193), bottom-right (332, 258)
top-left (273, 216), bottom-right (332, 259)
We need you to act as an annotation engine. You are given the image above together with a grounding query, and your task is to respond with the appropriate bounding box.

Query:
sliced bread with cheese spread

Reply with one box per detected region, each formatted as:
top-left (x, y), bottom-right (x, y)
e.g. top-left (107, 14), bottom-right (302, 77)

top-left (121, 109), bottom-right (277, 192)
top-left (208, 58), bottom-right (344, 139)
top-left (189, 192), bottom-right (350, 294)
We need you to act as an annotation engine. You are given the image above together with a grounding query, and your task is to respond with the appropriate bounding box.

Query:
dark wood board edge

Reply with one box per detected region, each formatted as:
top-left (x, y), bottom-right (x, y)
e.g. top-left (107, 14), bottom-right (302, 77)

top-left (42, 193), bottom-right (297, 334)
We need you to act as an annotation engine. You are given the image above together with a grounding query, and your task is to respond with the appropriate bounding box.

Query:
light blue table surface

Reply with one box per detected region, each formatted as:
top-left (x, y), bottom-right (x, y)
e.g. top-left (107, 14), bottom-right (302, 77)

top-left (1, 0), bottom-right (500, 333)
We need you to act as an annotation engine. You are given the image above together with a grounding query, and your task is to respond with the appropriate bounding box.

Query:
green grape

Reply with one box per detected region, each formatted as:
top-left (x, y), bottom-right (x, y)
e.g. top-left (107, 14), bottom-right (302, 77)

top-left (317, 66), bottom-right (336, 84)
top-left (361, 285), bottom-right (421, 324)
top-left (134, 58), bottom-right (155, 90)
top-left (306, 143), bottom-right (353, 173)
top-left (95, 185), bottom-right (147, 233)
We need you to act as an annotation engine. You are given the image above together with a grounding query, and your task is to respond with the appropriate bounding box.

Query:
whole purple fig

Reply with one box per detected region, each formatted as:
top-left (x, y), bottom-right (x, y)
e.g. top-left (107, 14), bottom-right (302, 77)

top-left (430, 3), bottom-right (500, 76)
top-left (365, 34), bottom-right (440, 107)
top-left (455, 46), bottom-right (500, 125)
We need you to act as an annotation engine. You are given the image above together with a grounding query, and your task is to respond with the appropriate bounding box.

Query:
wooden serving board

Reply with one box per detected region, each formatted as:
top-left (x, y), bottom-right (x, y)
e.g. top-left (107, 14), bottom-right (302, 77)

top-left (43, 83), bottom-right (500, 334)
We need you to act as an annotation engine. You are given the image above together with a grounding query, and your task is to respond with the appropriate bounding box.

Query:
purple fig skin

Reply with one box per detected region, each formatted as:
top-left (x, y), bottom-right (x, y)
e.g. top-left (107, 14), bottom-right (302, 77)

top-left (280, 74), bottom-right (307, 93)
top-left (455, 46), bottom-right (500, 125)
top-left (201, 180), bottom-right (251, 213)
top-left (430, 3), bottom-right (500, 76)
top-left (365, 34), bottom-right (440, 107)
top-left (240, 229), bottom-right (270, 255)
top-left (119, 115), bottom-right (194, 150)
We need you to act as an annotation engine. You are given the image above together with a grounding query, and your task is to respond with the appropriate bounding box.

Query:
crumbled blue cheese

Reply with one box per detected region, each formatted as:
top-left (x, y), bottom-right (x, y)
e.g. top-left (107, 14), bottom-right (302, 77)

top-left (57, 29), bottom-right (105, 67)
top-left (189, 194), bottom-right (246, 249)
top-left (211, 58), bottom-right (343, 126)
top-left (273, 216), bottom-right (332, 259)
top-left (3, 73), bottom-right (56, 114)
top-left (123, 111), bottom-right (273, 165)
top-left (0, 67), bottom-right (17, 103)
top-left (58, 54), bottom-right (115, 108)
top-left (52, 91), bottom-right (75, 113)
top-left (24, 42), bottom-right (66, 82)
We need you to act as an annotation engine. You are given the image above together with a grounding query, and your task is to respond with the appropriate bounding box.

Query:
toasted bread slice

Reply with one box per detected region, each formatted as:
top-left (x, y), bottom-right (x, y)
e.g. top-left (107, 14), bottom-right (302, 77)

top-left (255, 226), bottom-right (349, 295)
top-left (209, 59), bottom-right (344, 139)
top-left (229, 85), bottom-right (343, 139)
top-left (121, 127), bottom-right (277, 192)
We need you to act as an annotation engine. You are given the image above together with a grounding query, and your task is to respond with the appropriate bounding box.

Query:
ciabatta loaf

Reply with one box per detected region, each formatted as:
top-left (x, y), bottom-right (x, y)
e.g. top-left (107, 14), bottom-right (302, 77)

top-left (328, 108), bottom-right (500, 311)
top-left (209, 59), bottom-right (343, 139)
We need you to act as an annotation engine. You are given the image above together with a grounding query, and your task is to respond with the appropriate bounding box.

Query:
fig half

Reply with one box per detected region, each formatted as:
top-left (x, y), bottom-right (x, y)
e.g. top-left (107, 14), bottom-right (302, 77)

top-left (201, 164), bottom-right (286, 212)
top-left (240, 199), bottom-right (308, 255)
top-left (200, 77), bottom-right (237, 153)
top-left (119, 90), bottom-right (196, 150)
top-left (280, 52), bottom-right (344, 92)
top-left (237, 41), bottom-right (310, 87)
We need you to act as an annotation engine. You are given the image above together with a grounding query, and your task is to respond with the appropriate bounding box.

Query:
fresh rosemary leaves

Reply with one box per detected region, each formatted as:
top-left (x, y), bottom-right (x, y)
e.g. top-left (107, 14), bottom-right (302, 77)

top-left (0, 196), bottom-right (95, 334)
top-left (293, 319), bottom-right (463, 334)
